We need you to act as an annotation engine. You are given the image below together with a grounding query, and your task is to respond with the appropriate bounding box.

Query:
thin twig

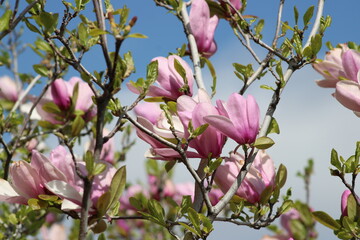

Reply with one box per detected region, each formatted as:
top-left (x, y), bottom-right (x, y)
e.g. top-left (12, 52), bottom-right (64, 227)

top-left (0, 0), bottom-right (40, 40)
top-left (179, 3), bottom-right (206, 91)
top-left (92, 0), bottom-right (112, 73)
top-left (10, 75), bottom-right (41, 113)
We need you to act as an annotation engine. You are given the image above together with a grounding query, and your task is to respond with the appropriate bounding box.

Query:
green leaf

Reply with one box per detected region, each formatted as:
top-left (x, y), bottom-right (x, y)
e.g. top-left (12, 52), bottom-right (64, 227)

top-left (24, 18), bottom-right (41, 34)
top-left (202, 57), bottom-right (217, 97)
top-left (39, 12), bottom-right (59, 34)
top-left (91, 219), bottom-right (107, 234)
top-left (42, 101), bottom-right (62, 115)
top-left (208, 157), bottom-right (223, 173)
top-left (180, 195), bottom-right (192, 215)
top-left (276, 164), bottom-right (287, 189)
top-left (346, 193), bottom-right (358, 221)
top-left (84, 150), bottom-right (94, 174)
top-left (312, 211), bottom-right (341, 230)
top-left (71, 115), bottom-right (85, 136)
top-left (254, 136), bottom-right (275, 149)
top-left (78, 22), bottom-right (89, 46)
top-left (89, 28), bottom-right (108, 37)
top-left (8, 214), bottom-right (18, 225)
top-left (199, 214), bottom-right (213, 234)
top-left (38, 194), bottom-right (58, 201)
top-left (0, 9), bottom-right (12, 32)
top-left (126, 33), bottom-right (148, 38)
top-left (93, 163), bottom-right (106, 176)
top-left (178, 222), bottom-right (201, 237)
top-left (96, 191), bottom-right (111, 217)
top-left (303, 6), bottom-right (314, 26)
top-left (108, 166), bottom-right (126, 210)
top-left (165, 160), bottom-right (177, 173)
top-left (192, 124), bottom-right (209, 138)
top-left (28, 198), bottom-right (48, 210)
top-left (294, 6), bottom-right (299, 25)
top-left (259, 185), bottom-right (274, 205)
top-left (266, 117), bottom-right (280, 135)
top-left (187, 208), bottom-right (201, 233)
top-left (33, 64), bottom-right (49, 77)
top-left (331, 148), bottom-right (341, 170)
top-left (311, 34), bottom-right (322, 56)
top-left (174, 58), bottom-right (187, 83)
top-left (278, 200), bottom-right (293, 214)
top-left (146, 60), bottom-right (158, 86)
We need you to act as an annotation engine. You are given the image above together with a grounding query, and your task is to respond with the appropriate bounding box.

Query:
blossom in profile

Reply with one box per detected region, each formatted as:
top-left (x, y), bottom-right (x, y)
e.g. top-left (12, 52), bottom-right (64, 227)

top-left (177, 89), bottom-right (226, 158)
top-left (189, 0), bottom-right (219, 57)
top-left (214, 150), bottom-right (275, 204)
top-left (36, 77), bottom-right (96, 124)
top-left (127, 55), bottom-right (194, 100)
top-left (204, 93), bottom-right (260, 145)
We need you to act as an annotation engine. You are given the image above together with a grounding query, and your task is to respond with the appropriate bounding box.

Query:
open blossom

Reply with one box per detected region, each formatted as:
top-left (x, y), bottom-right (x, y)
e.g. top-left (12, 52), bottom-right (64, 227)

top-left (189, 0), bottom-right (219, 57)
top-left (204, 93), bottom-right (260, 145)
top-left (0, 145), bottom-right (116, 215)
top-left (0, 76), bottom-right (20, 102)
top-left (36, 77), bottom-right (96, 124)
top-left (177, 89), bottom-right (226, 158)
top-left (214, 150), bottom-right (275, 204)
top-left (313, 44), bottom-right (350, 88)
top-left (313, 45), bottom-right (360, 115)
top-left (133, 102), bottom-right (199, 160)
top-left (0, 146), bottom-right (80, 206)
top-left (127, 55), bottom-right (194, 100)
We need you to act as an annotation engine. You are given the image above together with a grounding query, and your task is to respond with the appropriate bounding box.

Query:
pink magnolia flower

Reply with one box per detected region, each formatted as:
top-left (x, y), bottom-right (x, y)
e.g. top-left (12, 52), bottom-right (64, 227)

top-left (0, 146), bottom-right (81, 206)
top-left (341, 190), bottom-right (351, 216)
top-left (177, 89), bottom-right (226, 158)
top-left (334, 80), bottom-right (360, 113)
top-left (0, 76), bottom-right (20, 102)
top-left (189, 0), bottom-right (219, 58)
top-left (218, 0), bottom-right (242, 15)
top-left (312, 45), bottom-right (360, 88)
top-left (214, 150), bottom-right (275, 204)
top-left (36, 77), bottom-right (96, 124)
top-left (204, 93), bottom-right (260, 145)
top-left (133, 102), bottom-right (198, 160)
top-left (127, 55), bottom-right (194, 100)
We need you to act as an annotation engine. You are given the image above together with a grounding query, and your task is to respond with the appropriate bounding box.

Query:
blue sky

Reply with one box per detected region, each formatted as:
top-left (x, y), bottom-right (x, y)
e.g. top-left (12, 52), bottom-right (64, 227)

top-left (4, 0), bottom-right (360, 239)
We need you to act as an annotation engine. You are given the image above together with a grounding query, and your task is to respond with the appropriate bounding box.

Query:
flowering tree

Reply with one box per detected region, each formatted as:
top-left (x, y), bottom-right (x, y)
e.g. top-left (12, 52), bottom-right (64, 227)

top-left (0, 0), bottom-right (358, 240)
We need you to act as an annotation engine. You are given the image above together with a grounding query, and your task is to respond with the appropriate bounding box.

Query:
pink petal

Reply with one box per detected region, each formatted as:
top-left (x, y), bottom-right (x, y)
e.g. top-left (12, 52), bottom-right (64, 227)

top-left (0, 179), bottom-right (27, 204)
top-left (335, 80), bottom-right (360, 112)
top-left (31, 150), bottom-right (67, 183)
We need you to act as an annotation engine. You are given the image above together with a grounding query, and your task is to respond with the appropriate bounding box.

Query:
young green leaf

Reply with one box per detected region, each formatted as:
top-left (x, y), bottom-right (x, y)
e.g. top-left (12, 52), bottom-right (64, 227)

top-left (312, 211), bottom-right (341, 230)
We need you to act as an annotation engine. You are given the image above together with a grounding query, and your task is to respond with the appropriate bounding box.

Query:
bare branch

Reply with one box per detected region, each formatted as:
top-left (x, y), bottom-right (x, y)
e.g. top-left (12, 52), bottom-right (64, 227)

top-left (179, 3), bottom-right (206, 91)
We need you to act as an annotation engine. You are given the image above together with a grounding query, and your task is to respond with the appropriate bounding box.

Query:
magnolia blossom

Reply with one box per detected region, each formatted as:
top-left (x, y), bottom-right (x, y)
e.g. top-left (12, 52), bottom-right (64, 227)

top-left (36, 77), bottom-right (96, 124)
top-left (133, 102), bottom-right (198, 160)
top-left (0, 76), bottom-right (20, 102)
top-left (313, 46), bottom-right (360, 115)
top-left (189, 0), bottom-right (219, 57)
top-left (214, 150), bottom-right (275, 204)
top-left (341, 190), bottom-right (352, 216)
top-left (0, 145), bottom-right (116, 215)
top-left (127, 55), bottom-right (194, 100)
top-left (177, 89), bottom-right (226, 158)
top-left (204, 93), bottom-right (260, 145)
top-left (0, 146), bottom-right (80, 206)
top-left (313, 44), bottom-right (351, 88)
